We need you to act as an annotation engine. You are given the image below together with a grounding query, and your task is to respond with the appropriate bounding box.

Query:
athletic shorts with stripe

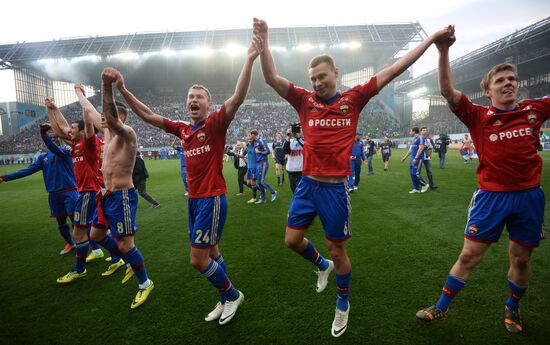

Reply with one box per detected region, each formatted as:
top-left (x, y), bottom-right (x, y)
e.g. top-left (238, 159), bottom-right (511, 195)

top-left (74, 191), bottom-right (97, 227)
top-left (465, 187), bottom-right (545, 248)
top-left (188, 195), bottom-right (227, 248)
top-left (287, 176), bottom-right (351, 242)
top-left (93, 188), bottom-right (139, 238)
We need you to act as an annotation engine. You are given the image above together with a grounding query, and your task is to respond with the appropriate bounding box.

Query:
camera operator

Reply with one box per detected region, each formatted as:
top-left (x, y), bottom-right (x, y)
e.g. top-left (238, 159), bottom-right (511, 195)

top-left (283, 123), bottom-right (304, 193)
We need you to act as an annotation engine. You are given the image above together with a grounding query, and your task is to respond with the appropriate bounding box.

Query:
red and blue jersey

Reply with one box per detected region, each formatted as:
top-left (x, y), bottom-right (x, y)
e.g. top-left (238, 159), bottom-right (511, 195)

top-left (2, 134), bottom-right (76, 193)
top-left (163, 104), bottom-right (232, 198)
top-left (452, 94), bottom-right (550, 191)
top-left (284, 77), bottom-right (378, 176)
top-left (71, 134), bottom-right (104, 192)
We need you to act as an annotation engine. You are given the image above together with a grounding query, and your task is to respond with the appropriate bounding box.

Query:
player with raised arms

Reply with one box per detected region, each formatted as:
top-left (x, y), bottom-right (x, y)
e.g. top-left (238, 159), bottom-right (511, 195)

top-left (114, 34), bottom-right (262, 324)
top-left (416, 26), bottom-right (549, 333)
top-left (254, 17), bottom-right (454, 337)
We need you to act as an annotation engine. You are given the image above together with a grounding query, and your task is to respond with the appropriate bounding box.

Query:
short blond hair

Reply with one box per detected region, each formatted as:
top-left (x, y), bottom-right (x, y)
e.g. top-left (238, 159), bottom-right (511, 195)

top-left (480, 63), bottom-right (518, 92)
top-left (309, 54), bottom-right (336, 70)
top-left (188, 84), bottom-right (212, 102)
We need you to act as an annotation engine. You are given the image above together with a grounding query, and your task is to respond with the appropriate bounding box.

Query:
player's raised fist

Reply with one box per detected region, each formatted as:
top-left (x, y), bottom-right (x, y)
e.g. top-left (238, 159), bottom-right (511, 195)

top-left (40, 123), bottom-right (52, 134)
top-left (101, 67), bottom-right (120, 84)
top-left (74, 83), bottom-right (86, 96)
top-left (44, 97), bottom-right (57, 110)
top-left (253, 18), bottom-right (268, 36)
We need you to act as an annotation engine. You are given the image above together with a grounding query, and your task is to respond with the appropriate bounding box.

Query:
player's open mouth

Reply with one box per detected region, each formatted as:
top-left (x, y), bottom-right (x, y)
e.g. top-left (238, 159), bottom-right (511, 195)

top-left (190, 104), bottom-right (200, 111)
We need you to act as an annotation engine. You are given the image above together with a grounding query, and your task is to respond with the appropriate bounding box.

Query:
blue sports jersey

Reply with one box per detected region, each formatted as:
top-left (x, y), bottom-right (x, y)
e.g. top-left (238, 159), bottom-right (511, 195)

top-left (351, 140), bottom-right (365, 160)
top-left (175, 145), bottom-right (186, 168)
top-left (246, 142), bottom-right (257, 169)
top-left (255, 138), bottom-right (271, 162)
top-left (410, 135), bottom-right (425, 161)
top-left (2, 134), bottom-right (76, 193)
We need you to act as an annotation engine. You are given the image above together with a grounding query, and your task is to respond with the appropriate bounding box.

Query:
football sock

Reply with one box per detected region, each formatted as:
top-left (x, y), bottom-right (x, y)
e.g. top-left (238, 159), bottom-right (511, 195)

top-left (201, 259), bottom-right (239, 302)
top-left (214, 253), bottom-right (227, 304)
top-left (73, 240), bottom-right (89, 273)
top-left (97, 235), bottom-right (122, 263)
top-left (335, 271), bottom-right (351, 311)
top-left (299, 240), bottom-right (329, 271)
top-left (435, 274), bottom-right (466, 312)
top-left (506, 278), bottom-right (527, 313)
top-left (58, 223), bottom-right (74, 245)
top-left (123, 246), bottom-right (148, 285)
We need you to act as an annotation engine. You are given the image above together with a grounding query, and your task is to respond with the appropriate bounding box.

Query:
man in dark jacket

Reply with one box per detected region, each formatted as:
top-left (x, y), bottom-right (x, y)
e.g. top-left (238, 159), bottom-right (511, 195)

top-left (435, 134), bottom-right (450, 169)
top-left (132, 151), bottom-right (160, 208)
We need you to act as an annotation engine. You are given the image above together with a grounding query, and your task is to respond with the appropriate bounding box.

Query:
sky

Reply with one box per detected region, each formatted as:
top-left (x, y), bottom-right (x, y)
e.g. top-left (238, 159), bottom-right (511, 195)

top-left (0, 0), bottom-right (549, 101)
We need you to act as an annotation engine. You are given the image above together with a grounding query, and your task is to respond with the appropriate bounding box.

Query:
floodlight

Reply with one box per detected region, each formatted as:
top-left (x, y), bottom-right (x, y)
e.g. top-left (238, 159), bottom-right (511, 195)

top-left (296, 43), bottom-right (313, 51)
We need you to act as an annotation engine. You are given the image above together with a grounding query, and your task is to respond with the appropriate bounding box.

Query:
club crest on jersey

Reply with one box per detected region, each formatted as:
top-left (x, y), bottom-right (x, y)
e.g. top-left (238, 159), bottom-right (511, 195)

top-left (468, 224), bottom-right (478, 235)
top-left (527, 113), bottom-right (537, 125)
top-left (492, 119), bottom-right (503, 126)
top-left (340, 104), bottom-right (349, 114)
top-left (489, 134), bottom-right (498, 142)
top-left (197, 131), bottom-right (206, 142)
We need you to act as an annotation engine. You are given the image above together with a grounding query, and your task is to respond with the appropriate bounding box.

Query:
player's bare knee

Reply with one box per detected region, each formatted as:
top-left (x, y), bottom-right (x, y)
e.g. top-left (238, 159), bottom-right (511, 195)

top-left (89, 230), bottom-right (103, 243)
top-left (284, 236), bottom-right (300, 250)
top-left (457, 250), bottom-right (482, 268)
top-left (116, 237), bottom-right (134, 253)
top-left (510, 254), bottom-right (531, 271)
top-left (189, 255), bottom-right (209, 271)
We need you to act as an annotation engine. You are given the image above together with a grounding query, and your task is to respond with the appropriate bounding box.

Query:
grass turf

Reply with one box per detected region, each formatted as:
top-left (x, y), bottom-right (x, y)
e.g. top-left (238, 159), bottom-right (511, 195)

top-left (0, 149), bottom-right (548, 344)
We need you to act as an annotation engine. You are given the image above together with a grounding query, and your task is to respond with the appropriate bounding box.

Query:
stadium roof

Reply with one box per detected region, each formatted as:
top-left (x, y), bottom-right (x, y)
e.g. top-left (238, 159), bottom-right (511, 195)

top-left (396, 16), bottom-right (550, 97)
top-left (0, 23), bottom-right (426, 65)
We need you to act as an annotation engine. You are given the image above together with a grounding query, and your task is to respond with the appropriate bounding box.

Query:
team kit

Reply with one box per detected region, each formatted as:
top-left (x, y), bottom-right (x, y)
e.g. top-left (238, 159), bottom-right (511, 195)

top-left (1, 20), bottom-right (548, 338)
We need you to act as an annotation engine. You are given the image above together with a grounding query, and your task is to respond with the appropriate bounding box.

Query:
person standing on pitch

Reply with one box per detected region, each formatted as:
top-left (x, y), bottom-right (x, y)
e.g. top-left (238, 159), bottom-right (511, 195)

top-left (171, 138), bottom-right (189, 196)
top-left (0, 123), bottom-right (78, 256)
top-left (348, 133), bottom-right (365, 191)
top-left (416, 26), bottom-right (549, 334)
top-left (115, 36), bottom-right (262, 324)
top-left (254, 17), bottom-right (454, 337)
top-left (132, 151), bottom-right (161, 208)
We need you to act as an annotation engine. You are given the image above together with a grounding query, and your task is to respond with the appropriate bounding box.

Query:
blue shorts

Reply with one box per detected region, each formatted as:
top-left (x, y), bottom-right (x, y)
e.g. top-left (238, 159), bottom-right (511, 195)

top-left (49, 189), bottom-right (78, 218)
top-left (465, 188), bottom-right (545, 248)
top-left (247, 167), bottom-right (257, 180)
top-left (188, 195), bottom-right (227, 248)
top-left (94, 188), bottom-right (139, 237)
top-left (287, 176), bottom-right (351, 242)
top-left (74, 191), bottom-right (97, 227)
top-left (256, 161), bottom-right (268, 182)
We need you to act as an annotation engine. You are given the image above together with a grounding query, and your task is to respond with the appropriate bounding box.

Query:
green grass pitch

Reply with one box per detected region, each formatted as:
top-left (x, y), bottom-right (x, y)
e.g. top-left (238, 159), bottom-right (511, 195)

top-left (1, 149), bottom-right (548, 344)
